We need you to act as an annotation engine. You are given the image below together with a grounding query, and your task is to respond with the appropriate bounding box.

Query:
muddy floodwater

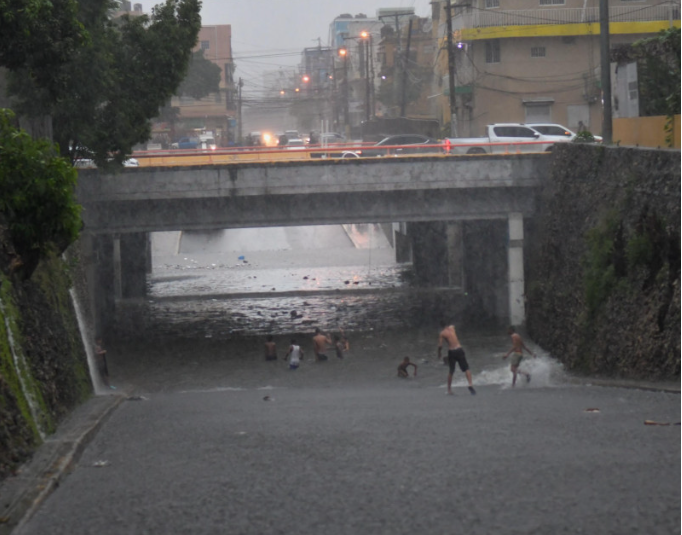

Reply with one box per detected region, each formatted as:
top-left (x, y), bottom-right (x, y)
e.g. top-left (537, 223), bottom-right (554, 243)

top-left (110, 227), bottom-right (565, 392)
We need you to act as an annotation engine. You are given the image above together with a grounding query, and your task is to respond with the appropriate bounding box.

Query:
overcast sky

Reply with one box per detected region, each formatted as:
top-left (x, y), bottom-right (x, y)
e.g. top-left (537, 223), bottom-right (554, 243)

top-left (198, 0), bottom-right (432, 86)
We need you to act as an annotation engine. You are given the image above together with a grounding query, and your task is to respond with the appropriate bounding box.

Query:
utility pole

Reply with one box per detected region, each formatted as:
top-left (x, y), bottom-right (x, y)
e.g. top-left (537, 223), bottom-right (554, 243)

top-left (445, 0), bottom-right (458, 137)
top-left (599, 0), bottom-right (613, 144)
top-left (400, 18), bottom-right (414, 117)
top-left (361, 34), bottom-right (371, 121)
top-left (237, 77), bottom-right (243, 144)
top-left (369, 35), bottom-right (376, 118)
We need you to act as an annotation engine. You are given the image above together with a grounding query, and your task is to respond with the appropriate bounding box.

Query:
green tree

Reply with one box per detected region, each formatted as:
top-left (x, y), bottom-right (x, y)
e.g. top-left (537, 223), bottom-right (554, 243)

top-left (612, 28), bottom-right (680, 118)
top-left (177, 49), bottom-right (222, 99)
top-left (377, 65), bottom-right (432, 114)
top-left (0, 0), bottom-right (88, 96)
top-left (9, 0), bottom-right (202, 167)
top-left (0, 110), bottom-right (82, 279)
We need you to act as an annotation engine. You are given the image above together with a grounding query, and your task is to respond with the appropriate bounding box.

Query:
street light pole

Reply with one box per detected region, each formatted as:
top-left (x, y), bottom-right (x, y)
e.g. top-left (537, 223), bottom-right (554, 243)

top-left (361, 31), bottom-right (371, 122)
top-left (338, 47), bottom-right (350, 138)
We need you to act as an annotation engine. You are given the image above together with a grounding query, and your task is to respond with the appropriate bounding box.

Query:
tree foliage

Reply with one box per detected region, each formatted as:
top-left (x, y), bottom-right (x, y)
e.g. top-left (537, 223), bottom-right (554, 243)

top-left (377, 65), bottom-right (432, 114)
top-left (0, 0), bottom-right (88, 96)
top-left (177, 49), bottom-right (222, 99)
top-left (612, 28), bottom-right (681, 118)
top-left (8, 0), bottom-right (202, 167)
top-left (0, 110), bottom-right (82, 278)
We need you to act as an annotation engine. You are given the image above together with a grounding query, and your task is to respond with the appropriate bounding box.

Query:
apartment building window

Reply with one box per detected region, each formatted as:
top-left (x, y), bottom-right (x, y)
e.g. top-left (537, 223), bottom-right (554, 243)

top-left (485, 40), bottom-right (500, 63)
top-left (539, 0), bottom-right (565, 5)
top-left (485, 0), bottom-right (500, 8)
top-left (531, 46), bottom-right (546, 58)
top-left (200, 40), bottom-right (210, 50)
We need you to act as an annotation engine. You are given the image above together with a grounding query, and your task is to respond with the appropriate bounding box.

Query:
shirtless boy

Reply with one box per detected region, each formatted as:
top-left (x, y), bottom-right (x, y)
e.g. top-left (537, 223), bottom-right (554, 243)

top-left (264, 335), bottom-right (277, 361)
top-left (437, 321), bottom-right (476, 395)
top-left (312, 328), bottom-right (332, 362)
top-left (397, 357), bottom-right (417, 378)
top-left (503, 326), bottom-right (535, 387)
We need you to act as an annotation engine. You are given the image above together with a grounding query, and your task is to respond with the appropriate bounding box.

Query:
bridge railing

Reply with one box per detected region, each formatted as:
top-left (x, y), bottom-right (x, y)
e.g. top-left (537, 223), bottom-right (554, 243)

top-left (130, 140), bottom-right (557, 167)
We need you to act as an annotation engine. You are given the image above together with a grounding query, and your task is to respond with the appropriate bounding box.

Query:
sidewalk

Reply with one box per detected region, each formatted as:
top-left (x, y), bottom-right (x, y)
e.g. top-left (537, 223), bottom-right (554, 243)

top-left (0, 394), bottom-right (124, 535)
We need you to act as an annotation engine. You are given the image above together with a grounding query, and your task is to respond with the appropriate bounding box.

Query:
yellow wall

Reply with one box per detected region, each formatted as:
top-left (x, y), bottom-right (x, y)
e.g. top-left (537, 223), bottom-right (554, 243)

top-left (613, 115), bottom-right (681, 149)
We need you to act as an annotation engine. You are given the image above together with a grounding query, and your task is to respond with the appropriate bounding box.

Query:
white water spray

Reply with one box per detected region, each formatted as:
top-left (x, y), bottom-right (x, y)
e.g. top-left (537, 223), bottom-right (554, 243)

top-left (450, 352), bottom-right (566, 390)
top-left (69, 289), bottom-right (109, 395)
top-left (0, 296), bottom-right (47, 440)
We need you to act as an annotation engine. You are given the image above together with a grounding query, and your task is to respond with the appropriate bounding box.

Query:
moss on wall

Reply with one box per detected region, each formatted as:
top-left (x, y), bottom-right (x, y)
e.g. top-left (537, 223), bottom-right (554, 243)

top-left (0, 252), bottom-right (93, 481)
top-left (526, 144), bottom-right (680, 379)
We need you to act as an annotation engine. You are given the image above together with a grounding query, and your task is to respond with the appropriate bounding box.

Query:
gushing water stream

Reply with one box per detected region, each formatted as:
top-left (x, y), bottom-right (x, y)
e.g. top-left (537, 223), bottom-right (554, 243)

top-left (70, 289), bottom-right (109, 395)
top-left (0, 296), bottom-right (46, 440)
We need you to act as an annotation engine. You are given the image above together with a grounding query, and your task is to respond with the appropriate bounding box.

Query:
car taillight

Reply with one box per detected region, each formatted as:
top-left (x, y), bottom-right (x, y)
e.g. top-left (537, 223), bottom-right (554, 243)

top-left (444, 139), bottom-right (451, 154)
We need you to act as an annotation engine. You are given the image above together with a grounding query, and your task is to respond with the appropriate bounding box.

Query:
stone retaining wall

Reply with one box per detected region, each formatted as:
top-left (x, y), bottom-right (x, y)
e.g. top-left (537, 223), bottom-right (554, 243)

top-left (525, 144), bottom-right (680, 379)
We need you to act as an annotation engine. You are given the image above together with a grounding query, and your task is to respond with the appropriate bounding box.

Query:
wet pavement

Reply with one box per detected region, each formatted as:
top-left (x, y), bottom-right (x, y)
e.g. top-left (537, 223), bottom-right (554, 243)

top-left (7, 370), bottom-right (681, 535)
top-left (2, 228), bottom-right (679, 534)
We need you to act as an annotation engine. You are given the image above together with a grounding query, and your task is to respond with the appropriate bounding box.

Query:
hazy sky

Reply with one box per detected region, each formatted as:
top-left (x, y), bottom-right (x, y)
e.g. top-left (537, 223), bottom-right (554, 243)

top-left (198, 0), bottom-right (432, 85)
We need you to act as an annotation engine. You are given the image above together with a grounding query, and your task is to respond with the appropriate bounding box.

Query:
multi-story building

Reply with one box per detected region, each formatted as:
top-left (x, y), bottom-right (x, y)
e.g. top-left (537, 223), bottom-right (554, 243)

top-left (112, 1), bottom-right (145, 17)
top-left (329, 13), bottom-right (385, 131)
top-left (375, 14), bottom-right (439, 120)
top-left (434, 0), bottom-right (680, 136)
top-left (163, 25), bottom-right (236, 146)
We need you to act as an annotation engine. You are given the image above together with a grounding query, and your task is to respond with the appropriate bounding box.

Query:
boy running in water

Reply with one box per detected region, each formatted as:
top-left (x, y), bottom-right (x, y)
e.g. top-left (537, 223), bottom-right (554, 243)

top-left (503, 326), bottom-right (535, 387)
top-left (437, 321), bottom-right (476, 395)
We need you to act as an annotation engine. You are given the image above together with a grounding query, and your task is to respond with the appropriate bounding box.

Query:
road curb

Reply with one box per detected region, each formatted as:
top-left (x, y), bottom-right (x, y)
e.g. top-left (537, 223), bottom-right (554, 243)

top-left (0, 394), bottom-right (125, 535)
top-left (564, 376), bottom-right (680, 394)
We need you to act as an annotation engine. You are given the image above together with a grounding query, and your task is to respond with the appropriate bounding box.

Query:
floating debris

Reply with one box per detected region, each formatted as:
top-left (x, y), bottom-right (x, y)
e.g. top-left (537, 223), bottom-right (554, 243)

top-left (644, 420), bottom-right (680, 426)
top-left (584, 408), bottom-right (600, 413)
top-left (92, 460), bottom-right (110, 467)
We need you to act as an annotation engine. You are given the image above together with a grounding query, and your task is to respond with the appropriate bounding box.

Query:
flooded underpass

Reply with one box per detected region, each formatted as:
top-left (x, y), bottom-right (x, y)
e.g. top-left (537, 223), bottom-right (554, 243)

top-left (107, 225), bottom-right (566, 394)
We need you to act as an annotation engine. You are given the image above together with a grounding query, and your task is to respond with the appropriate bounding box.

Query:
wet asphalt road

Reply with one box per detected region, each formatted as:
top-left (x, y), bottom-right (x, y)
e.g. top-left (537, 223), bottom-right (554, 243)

top-left (16, 377), bottom-right (680, 534)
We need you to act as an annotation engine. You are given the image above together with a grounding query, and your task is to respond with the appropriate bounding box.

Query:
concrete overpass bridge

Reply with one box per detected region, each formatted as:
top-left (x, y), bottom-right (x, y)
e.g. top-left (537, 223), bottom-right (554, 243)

top-left (76, 153), bottom-right (551, 334)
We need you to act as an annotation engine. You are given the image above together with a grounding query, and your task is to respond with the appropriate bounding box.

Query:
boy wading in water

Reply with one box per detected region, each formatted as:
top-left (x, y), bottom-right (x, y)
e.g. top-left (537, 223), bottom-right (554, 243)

top-left (284, 339), bottom-right (303, 370)
top-left (438, 321), bottom-right (476, 395)
top-left (264, 335), bottom-right (277, 361)
top-left (312, 328), bottom-right (332, 362)
top-left (503, 326), bottom-right (535, 386)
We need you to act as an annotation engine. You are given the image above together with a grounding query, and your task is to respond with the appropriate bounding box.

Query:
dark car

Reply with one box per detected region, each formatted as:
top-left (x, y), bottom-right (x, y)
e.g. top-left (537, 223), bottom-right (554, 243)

top-left (352, 134), bottom-right (441, 158)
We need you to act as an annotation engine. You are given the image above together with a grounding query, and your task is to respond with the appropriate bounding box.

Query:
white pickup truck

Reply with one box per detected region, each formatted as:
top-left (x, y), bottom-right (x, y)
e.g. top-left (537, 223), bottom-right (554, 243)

top-left (444, 123), bottom-right (556, 155)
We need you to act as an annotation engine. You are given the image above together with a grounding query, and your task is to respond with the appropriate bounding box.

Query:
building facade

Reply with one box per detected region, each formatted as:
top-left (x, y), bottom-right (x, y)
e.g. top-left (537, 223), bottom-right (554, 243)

top-left (435, 0), bottom-right (680, 136)
top-left (163, 25), bottom-right (237, 146)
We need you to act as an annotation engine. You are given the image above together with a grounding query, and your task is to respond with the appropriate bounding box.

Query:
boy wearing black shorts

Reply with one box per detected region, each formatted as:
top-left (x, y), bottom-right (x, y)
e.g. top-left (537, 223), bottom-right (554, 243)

top-left (437, 321), bottom-right (476, 395)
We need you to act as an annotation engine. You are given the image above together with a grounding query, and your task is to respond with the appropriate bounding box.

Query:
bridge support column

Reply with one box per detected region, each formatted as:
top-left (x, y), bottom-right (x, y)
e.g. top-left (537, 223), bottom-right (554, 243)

top-left (92, 234), bottom-right (117, 337)
top-left (409, 221), bottom-right (463, 287)
top-left (507, 212), bottom-right (526, 326)
top-left (394, 223), bottom-right (412, 264)
top-left (119, 232), bottom-right (150, 299)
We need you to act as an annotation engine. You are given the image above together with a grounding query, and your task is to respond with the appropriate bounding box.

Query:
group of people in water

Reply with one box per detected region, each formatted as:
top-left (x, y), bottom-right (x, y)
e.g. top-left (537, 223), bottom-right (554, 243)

top-left (427, 321), bottom-right (535, 393)
top-left (264, 328), bottom-right (349, 370)
top-left (265, 321), bottom-right (536, 390)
